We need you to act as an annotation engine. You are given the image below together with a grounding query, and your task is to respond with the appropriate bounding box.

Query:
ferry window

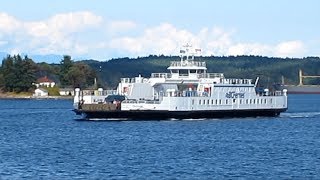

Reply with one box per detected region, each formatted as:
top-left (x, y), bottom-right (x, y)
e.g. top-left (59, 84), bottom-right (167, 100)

top-left (233, 99), bottom-right (236, 103)
top-left (198, 70), bottom-right (204, 74)
top-left (171, 70), bottom-right (178, 73)
top-left (179, 69), bottom-right (188, 76)
top-left (250, 99), bottom-right (252, 104)
top-left (226, 99), bottom-right (228, 104)
top-left (207, 100), bottom-right (210, 105)
top-left (192, 99), bottom-right (194, 105)
top-left (240, 99), bottom-right (242, 104)
top-left (264, 99), bottom-right (267, 104)
top-left (219, 99), bottom-right (222, 104)
top-left (215, 99), bottom-right (218, 105)
top-left (199, 100), bottom-right (201, 105)
top-left (211, 99), bottom-right (214, 105)
top-left (246, 99), bottom-right (248, 104)
top-left (203, 100), bottom-right (206, 105)
top-left (270, 99), bottom-right (273, 103)
top-left (253, 99), bottom-right (256, 104)
top-left (190, 70), bottom-right (196, 73)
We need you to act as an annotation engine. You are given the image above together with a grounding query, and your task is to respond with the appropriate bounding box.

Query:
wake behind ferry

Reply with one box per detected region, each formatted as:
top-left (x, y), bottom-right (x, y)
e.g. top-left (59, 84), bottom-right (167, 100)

top-left (73, 46), bottom-right (288, 120)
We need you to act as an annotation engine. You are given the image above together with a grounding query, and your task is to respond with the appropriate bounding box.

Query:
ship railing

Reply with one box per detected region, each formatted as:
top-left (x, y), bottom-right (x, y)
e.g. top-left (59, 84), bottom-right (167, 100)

top-left (151, 73), bottom-right (172, 78)
top-left (270, 91), bottom-right (284, 96)
top-left (170, 61), bottom-right (206, 67)
top-left (256, 90), bottom-right (286, 97)
top-left (121, 78), bottom-right (136, 83)
top-left (122, 99), bottom-right (161, 104)
top-left (81, 90), bottom-right (116, 96)
top-left (223, 78), bottom-right (253, 85)
top-left (198, 73), bottom-right (224, 79)
top-left (161, 90), bottom-right (204, 97)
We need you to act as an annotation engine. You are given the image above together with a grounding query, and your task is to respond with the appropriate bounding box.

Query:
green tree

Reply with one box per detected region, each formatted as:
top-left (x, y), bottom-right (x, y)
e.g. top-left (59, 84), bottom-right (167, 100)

top-left (19, 56), bottom-right (37, 92)
top-left (0, 70), bottom-right (4, 90)
top-left (59, 55), bottom-right (73, 87)
top-left (1, 55), bottom-right (37, 92)
top-left (66, 62), bottom-right (96, 88)
top-left (2, 55), bottom-right (16, 92)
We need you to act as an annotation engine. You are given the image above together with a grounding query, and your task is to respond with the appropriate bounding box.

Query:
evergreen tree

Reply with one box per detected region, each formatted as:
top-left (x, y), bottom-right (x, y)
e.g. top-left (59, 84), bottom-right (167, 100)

top-left (59, 55), bottom-right (73, 87)
top-left (1, 55), bottom-right (36, 92)
top-left (65, 62), bottom-right (96, 88)
top-left (19, 55), bottom-right (37, 92)
top-left (2, 55), bottom-right (16, 92)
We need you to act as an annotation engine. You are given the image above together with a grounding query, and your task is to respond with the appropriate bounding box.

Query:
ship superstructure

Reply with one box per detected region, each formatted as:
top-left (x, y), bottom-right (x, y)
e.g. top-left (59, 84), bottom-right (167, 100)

top-left (74, 45), bottom-right (287, 120)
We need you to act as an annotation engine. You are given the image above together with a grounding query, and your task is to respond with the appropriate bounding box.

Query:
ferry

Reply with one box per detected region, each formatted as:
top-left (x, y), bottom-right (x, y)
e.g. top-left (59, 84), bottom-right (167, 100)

top-left (73, 45), bottom-right (288, 120)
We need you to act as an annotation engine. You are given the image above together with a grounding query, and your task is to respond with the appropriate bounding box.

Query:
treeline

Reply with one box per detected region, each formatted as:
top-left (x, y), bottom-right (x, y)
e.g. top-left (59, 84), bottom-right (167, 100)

top-left (0, 55), bottom-right (97, 93)
top-left (85, 55), bottom-right (320, 88)
top-left (1, 54), bottom-right (320, 93)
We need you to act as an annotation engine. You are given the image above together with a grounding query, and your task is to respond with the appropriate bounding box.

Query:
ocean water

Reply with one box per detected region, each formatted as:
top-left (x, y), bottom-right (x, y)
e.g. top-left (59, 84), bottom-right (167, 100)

top-left (0, 95), bottom-right (320, 179)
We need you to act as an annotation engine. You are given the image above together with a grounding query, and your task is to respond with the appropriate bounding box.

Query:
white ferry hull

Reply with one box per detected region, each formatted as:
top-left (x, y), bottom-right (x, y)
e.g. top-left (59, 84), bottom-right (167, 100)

top-left (74, 108), bottom-right (287, 120)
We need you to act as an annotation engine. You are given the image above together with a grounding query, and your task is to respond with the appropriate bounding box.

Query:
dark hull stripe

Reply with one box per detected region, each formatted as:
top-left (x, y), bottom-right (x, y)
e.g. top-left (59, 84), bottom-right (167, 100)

top-left (74, 108), bottom-right (287, 120)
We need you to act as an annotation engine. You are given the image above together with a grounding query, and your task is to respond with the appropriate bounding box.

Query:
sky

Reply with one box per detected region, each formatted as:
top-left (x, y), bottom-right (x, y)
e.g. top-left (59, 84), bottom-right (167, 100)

top-left (0, 0), bottom-right (319, 62)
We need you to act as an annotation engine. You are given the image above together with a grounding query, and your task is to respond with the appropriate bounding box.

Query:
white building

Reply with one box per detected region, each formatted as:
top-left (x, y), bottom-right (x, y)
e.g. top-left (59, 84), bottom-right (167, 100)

top-left (59, 88), bottom-right (74, 96)
top-left (34, 76), bottom-right (55, 88)
top-left (33, 88), bottom-right (48, 97)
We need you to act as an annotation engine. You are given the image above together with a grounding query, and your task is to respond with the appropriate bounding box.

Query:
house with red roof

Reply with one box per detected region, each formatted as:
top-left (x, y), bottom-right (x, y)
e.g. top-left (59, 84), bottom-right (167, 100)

top-left (34, 76), bottom-right (56, 88)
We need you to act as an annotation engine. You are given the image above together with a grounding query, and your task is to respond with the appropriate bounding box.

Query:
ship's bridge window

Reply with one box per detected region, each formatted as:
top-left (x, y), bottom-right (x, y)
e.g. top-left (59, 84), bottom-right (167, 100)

top-left (171, 70), bottom-right (178, 74)
top-left (198, 70), bottom-right (205, 74)
top-left (179, 69), bottom-right (188, 76)
top-left (190, 70), bottom-right (196, 74)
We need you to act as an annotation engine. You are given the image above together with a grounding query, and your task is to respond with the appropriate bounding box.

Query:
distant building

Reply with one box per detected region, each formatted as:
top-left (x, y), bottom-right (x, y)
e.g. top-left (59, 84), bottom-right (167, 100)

top-left (33, 88), bottom-right (48, 97)
top-left (34, 76), bottom-right (55, 88)
top-left (59, 88), bottom-right (74, 96)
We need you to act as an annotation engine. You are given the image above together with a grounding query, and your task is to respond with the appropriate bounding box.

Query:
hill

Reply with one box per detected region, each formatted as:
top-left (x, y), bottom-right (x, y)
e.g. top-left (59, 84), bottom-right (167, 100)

top-left (83, 55), bottom-right (320, 89)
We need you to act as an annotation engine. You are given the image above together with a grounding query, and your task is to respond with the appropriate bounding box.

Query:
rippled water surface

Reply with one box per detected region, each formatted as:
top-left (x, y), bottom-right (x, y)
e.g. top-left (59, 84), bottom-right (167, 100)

top-left (1, 95), bottom-right (320, 179)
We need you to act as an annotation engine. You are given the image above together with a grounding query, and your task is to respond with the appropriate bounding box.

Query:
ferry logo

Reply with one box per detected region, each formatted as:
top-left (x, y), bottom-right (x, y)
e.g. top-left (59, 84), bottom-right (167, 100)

top-left (225, 91), bottom-right (245, 98)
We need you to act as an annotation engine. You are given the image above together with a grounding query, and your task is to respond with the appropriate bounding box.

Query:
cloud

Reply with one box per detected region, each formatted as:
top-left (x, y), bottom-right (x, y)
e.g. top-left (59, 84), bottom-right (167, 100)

top-left (110, 23), bottom-right (200, 56)
top-left (0, 12), bottom-right (20, 33)
top-left (0, 40), bottom-right (8, 46)
top-left (227, 43), bottom-right (273, 56)
top-left (275, 40), bottom-right (305, 57)
top-left (110, 24), bottom-right (307, 58)
top-left (0, 11), bottom-right (310, 61)
top-left (109, 21), bottom-right (137, 32)
top-left (0, 11), bottom-right (106, 56)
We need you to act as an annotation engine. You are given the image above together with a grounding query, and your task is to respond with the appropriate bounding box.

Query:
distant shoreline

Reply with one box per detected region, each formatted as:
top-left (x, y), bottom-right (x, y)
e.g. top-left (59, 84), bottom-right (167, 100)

top-left (0, 93), bottom-right (73, 100)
